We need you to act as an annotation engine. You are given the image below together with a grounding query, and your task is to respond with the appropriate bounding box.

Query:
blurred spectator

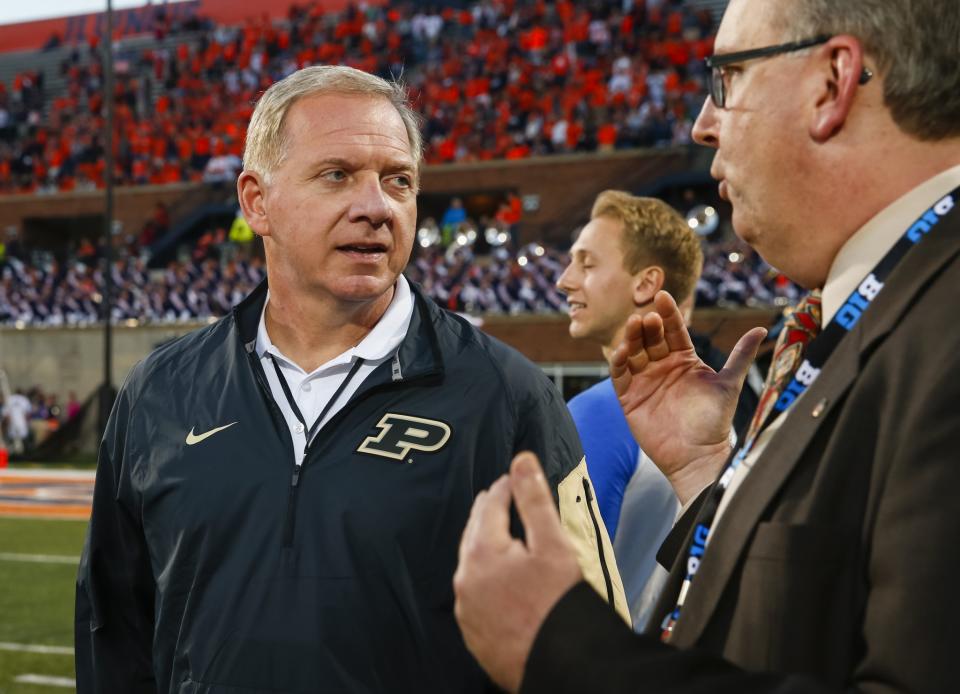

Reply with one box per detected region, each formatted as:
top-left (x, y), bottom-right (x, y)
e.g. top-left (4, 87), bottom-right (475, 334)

top-left (203, 146), bottom-right (243, 183)
top-left (42, 33), bottom-right (64, 52)
top-left (4, 227), bottom-right (24, 261)
top-left (76, 237), bottom-right (99, 262)
top-left (440, 198), bottom-right (466, 226)
top-left (66, 391), bottom-right (82, 421)
top-left (0, 385), bottom-right (87, 454)
top-left (229, 214), bottom-right (254, 243)
top-left (138, 202), bottom-right (171, 249)
top-left (44, 394), bottom-right (62, 432)
top-left (2, 389), bottom-right (32, 453)
top-left (496, 193), bottom-right (524, 243)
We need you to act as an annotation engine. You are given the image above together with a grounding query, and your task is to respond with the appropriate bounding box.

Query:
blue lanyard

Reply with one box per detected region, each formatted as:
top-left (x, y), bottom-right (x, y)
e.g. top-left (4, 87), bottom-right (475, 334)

top-left (660, 186), bottom-right (960, 641)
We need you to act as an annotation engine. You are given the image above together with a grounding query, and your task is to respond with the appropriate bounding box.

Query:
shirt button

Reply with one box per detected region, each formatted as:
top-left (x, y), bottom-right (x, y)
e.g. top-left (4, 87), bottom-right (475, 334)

top-left (301, 382), bottom-right (312, 392)
top-left (295, 423), bottom-right (305, 434)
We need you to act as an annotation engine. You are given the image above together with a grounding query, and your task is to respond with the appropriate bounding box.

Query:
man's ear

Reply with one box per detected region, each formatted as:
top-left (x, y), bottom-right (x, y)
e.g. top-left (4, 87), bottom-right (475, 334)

top-left (237, 170), bottom-right (271, 238)
top-left (810, 35), bottom-right (868, 143)
top-left (633, 265), bottom-right (664, 307)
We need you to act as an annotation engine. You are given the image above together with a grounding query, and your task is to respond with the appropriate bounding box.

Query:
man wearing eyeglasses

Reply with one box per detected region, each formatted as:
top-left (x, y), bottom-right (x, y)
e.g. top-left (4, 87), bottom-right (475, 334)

top-left (453, 0), bottom-right (960, 692)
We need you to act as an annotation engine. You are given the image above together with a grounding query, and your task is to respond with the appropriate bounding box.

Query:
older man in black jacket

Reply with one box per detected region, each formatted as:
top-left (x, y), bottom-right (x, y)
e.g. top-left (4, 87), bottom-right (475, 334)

top-left (75, 65), bottom-right (626, 693)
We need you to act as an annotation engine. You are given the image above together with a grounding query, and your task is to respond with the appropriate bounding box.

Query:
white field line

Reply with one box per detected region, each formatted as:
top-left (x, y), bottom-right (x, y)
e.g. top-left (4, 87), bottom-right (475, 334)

top-left (0, 552), bottom-right (78, 565)
top-left (14, 673), bottom-right (76, 687)
top-left (0, 642), bottom-right (74, 655)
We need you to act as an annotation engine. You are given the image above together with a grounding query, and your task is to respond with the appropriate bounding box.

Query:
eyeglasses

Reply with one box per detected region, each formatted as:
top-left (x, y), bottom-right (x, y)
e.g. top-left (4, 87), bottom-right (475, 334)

top-left (705, 35), bottom-right (873, 108)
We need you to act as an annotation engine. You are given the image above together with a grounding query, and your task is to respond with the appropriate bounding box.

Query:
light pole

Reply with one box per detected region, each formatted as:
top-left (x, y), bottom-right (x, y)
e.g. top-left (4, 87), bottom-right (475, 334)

top-left (99, 0), bottom-right (115, 438)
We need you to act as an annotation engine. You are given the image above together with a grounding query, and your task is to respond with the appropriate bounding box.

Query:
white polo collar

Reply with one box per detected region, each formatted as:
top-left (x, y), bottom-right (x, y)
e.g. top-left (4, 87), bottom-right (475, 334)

top-left (255, 275), bottom-right (414, 375)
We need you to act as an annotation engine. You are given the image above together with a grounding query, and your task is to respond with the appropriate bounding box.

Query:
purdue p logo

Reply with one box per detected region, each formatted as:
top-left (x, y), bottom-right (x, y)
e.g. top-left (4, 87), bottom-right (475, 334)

top-left (357, 413), bottom-right (451, 461)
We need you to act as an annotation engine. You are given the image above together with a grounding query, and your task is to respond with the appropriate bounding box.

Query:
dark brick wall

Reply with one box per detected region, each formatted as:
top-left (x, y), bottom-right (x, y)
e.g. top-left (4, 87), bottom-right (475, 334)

top-left (482, 308), bottom-right (779, 362)
top-left (0, 183), bottom-right (219, 243)
top-left (420, 148), bottom-right (694, 245)
top-left (0, 149), bottom-right (694, 246)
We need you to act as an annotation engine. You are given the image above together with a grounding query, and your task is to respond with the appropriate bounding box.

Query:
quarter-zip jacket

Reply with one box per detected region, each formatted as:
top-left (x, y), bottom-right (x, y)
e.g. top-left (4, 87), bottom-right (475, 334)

top-left (76, 280), bottom-right (627, 694)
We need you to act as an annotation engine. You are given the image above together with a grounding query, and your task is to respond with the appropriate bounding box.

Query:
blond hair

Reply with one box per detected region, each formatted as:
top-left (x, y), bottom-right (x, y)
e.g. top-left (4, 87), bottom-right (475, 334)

top-left (243, 65), bottom-right (423, 181)
top-left (590, 191), bottom-right (703, 304)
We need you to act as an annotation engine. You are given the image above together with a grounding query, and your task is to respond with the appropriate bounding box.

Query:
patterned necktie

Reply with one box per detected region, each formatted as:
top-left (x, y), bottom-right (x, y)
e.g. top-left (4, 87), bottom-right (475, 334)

top-left (658, 291), bottom-right (824, 643)
top-left (744, 291), bottom-right (822, 444)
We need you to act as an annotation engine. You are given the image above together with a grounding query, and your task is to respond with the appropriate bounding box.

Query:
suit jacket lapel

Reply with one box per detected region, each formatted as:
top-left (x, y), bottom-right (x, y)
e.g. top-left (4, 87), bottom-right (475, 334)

top-left (669, 216), bottom-right (960, 648)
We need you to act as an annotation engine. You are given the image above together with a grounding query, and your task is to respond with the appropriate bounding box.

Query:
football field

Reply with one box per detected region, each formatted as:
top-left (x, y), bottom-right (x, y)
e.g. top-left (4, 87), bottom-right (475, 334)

top-left (0, 469), bottom-right (92, 693)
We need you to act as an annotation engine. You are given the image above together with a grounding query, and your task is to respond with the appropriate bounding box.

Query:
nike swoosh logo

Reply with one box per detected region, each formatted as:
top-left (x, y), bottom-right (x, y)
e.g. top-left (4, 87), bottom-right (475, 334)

top-left (185, 422), bottom-right (238, 446)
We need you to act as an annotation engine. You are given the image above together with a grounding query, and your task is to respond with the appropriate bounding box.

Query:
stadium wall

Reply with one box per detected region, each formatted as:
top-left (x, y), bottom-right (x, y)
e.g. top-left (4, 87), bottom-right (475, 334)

top-left (0, 183), bottom-right (214, 246)
top-left (0, 309), bottom-right (776, 406)
top-left (419, 148), bottom-right (696, 245)
top-left (0, 322), bottom-right (198, 401)
top-left (0, 149), bottom-right (696, 247)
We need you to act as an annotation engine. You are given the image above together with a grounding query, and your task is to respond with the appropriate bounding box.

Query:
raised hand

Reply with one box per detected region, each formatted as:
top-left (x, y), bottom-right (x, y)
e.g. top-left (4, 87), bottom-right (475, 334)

top-left (610, 291), bottom-right (766, 504)
top-left (454, 453), bottom-right (583, 693)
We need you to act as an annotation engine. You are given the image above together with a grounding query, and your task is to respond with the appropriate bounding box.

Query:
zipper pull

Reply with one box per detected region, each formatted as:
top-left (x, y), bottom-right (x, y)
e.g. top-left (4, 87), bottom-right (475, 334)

top-left (582, 477), bottom-right (594, 502)
top-left (292, 449), bottom-right (306, 487)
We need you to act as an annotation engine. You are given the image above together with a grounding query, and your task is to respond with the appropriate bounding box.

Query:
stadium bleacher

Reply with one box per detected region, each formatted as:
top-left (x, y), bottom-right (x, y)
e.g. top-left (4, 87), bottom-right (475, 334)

top-left (0, 0), bottom-right (719, 194)
top-left (0, 219), bottom-right (799, 327)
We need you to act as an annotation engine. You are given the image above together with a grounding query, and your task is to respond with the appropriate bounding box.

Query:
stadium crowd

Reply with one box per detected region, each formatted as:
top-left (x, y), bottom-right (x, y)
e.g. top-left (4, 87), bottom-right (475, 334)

top-left (0, 0), bottom-right (715, 194)
top-left (0, 250), bottom-right (266, 326)
top-left (0, 222), bottom-right (799, 326)
top-left (406, 243), bottom-right (570, 314)
top-left (696, 240), bottom-right (801, 308)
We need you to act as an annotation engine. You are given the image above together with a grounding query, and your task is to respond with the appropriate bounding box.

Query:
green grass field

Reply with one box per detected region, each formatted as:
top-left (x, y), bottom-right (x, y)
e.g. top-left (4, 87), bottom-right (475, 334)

top-left (0, 517), bottom-right (88, 693)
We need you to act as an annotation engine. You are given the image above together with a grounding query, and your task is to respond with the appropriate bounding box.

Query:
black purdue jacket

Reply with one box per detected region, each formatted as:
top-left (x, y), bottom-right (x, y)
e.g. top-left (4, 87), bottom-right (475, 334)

top-left (75, 280), bottom-right (627, 694)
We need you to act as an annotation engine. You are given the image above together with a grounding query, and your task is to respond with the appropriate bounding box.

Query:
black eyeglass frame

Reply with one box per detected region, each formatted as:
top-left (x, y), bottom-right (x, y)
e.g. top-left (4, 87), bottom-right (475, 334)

top-left (705, 34), bottom-right (843, 108)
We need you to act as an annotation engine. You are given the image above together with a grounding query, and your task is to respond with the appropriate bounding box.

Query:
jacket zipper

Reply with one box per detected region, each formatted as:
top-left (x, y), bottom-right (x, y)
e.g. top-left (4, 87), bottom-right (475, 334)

top-left (247, 352), bottom-right (302, 548)
top-left (283, 442), bottom-right (314, 547)
top-left (582, 477), bottom-right (615, 605)
top-left (283, 458), bottom-right (303, 547)
top-left (253, 350), bottom-right (437, 549)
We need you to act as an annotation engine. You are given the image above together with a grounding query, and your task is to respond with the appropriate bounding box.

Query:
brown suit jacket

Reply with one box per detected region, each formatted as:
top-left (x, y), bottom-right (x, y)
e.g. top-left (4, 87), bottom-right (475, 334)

top-left (522, 208), bottom-right (960, 693)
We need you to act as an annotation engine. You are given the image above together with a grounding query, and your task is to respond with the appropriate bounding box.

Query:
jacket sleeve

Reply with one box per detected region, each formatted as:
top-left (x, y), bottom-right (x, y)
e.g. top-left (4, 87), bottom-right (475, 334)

top-left (512, 372), bottom-right (630, 626)
top-left (521, 583), bottom-right (801, 694)
top-left (75, 376), bottom-right (157, 693)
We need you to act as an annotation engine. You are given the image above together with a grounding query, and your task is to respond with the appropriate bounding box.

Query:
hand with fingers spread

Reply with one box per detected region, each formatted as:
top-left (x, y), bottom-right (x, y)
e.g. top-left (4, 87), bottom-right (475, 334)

top-left (610, 291), bottom-right (767, 505)
top-left (454, 452), bottom-right (583, 693)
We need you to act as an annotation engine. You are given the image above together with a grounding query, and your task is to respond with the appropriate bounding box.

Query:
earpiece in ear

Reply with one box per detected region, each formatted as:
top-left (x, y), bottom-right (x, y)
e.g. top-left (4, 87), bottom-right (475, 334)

top-left (859, 67), bottom-right (873, 85)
